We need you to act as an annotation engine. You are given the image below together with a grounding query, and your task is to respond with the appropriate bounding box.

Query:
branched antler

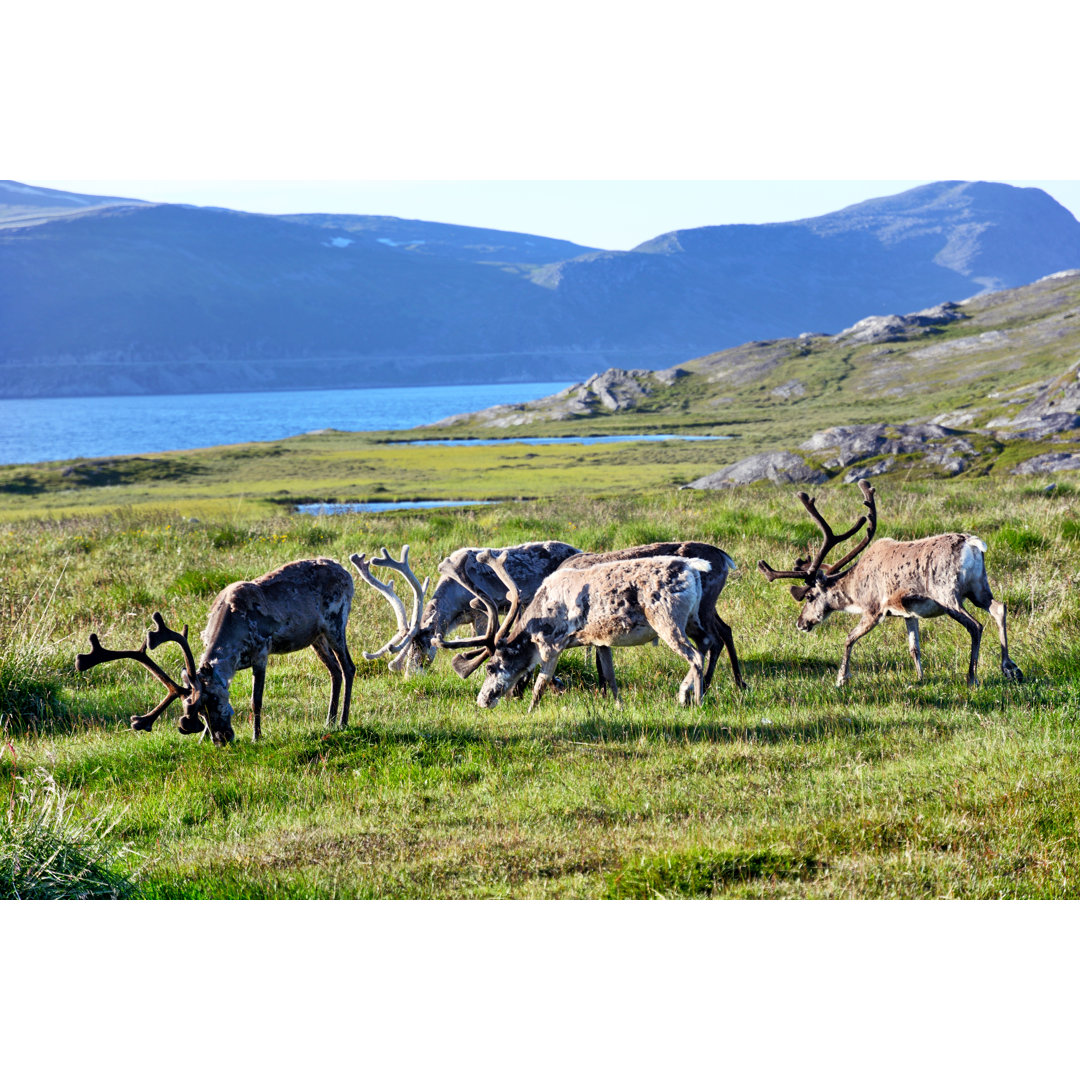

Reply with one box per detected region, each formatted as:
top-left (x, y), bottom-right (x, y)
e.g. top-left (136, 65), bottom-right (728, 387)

top-left (475, 550), bottom-right (523, 647)
top-left (435, 549), bottom-right (525, 677)
top-left (75, 625), bottom-right (186, 729)
top-left (351, 547), bottom-right (429, 663)
top-left (436, 553), bottom-right (501, 651)
top-left (758, 481), bottom-right (878, 583)
top-left (822, 481), bottom-right (878, 575)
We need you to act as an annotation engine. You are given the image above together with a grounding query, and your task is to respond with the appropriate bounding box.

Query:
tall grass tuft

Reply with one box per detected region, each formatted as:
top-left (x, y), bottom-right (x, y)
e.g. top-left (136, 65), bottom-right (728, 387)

top-left (1, 768), bottom-right (138, 899)
top-left (0, 575), bottom-right (69, 735)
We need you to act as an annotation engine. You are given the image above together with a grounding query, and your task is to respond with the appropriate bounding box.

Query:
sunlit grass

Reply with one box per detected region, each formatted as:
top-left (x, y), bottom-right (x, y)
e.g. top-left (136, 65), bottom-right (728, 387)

top-left (1, 475), bottom-right (1078, 898)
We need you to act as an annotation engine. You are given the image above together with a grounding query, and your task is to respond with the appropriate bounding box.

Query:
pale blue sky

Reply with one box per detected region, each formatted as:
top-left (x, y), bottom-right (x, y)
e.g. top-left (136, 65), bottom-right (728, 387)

top-left (17, 179), bottom-right (1080, 252)
top-left (7, 3), bottom-right (1074, 250)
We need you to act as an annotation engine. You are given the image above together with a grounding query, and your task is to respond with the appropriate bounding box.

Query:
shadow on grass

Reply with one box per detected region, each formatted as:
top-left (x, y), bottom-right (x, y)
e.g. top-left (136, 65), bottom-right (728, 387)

top-left (604, 847), bottom-right (826, 899)
top-left (549, 712), bottom-right (927, 747)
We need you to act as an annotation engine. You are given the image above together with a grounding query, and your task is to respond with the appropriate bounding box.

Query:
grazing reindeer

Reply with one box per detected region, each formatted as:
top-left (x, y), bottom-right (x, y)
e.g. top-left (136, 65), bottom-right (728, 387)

top-left (757, 481), bottom-right (1023, 687)
top-left (558, 542), bottom-right (745, 692)
top-left (351, 541), bottom-right (580, 677)
top-left (76, 558), bottom-right (356, 745)
top-left (467, 549), bottom-right (719, 710)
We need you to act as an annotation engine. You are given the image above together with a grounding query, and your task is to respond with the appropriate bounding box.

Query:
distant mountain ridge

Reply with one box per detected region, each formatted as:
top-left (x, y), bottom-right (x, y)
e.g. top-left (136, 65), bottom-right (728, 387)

top-left (2, 180), bottom-right (1079, 398)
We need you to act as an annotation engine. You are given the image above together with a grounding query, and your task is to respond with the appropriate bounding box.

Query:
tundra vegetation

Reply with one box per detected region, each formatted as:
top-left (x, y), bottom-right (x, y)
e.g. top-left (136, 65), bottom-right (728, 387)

top-left (2, 271), bottom-right (1079, 898)
top-left (1, 478), bottom-right (1078, 899)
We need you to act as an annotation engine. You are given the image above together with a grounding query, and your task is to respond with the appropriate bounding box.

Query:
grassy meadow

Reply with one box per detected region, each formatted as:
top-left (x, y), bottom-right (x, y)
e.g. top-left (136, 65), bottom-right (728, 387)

top-left (2, 461), bottom-right (1078, 899)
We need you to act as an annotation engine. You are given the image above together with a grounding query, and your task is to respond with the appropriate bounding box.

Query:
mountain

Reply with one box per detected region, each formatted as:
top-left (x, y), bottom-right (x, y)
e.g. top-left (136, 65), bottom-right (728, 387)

top-left (2, 180), bottom-right (1079, 398)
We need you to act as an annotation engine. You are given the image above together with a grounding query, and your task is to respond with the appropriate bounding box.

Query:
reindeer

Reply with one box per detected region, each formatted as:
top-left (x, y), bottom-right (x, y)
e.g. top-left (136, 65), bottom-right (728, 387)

top-left (464, 549), bottom-right (722, 710)
top-left (75, 558), bottom-right (356, 745)
top-left (350, 541), bottom-right (581, 678)
top-left (557, 542), bottom-right (745, 692)
top-left (757, 481), bottom-right (1023, 687)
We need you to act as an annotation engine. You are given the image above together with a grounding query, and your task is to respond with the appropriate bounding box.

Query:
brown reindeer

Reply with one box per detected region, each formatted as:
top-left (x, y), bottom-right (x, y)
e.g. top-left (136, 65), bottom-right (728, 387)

top-left (466, 549), bottom-right (720, 710)
top-left (76, 558), bottom-right (356, 745)
top-left (758, 481), bottom-right (1023, 687)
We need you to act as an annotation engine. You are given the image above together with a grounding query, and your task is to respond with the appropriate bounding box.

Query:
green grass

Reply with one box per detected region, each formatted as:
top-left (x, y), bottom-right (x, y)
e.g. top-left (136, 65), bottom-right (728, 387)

top-left (2, 477), bottom-right (1078, 898)
top-left (1, 767), bottom-right (137, 899)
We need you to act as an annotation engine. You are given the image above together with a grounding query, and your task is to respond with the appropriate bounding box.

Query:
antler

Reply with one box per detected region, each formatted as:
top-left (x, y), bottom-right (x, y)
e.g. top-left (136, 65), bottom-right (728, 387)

top-left (371, 546), bottom-right (429, 667)
top-left (434, 549), bottom-right (524, 677)
top-left (435, 553), bottom-right (502, 651)
top-left (350, 547), bottom-right (429, 663)
top-left (475, 550), bottom-right (523, 647)
top-left (75, 626), bottom-right (186, 729)
top-left (758, 482), bottom-right (875, 583)
top-left (822, 480), bottom-right (878, 575)
top-left (146, 612), bottom-right (200, 685)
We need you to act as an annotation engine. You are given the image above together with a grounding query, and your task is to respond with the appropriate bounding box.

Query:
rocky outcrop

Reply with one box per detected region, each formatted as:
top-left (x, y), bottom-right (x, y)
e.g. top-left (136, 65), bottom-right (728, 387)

top-left (685, 452), bottom-right (828, 489)
top-left (1011, 452), bottom-right (1080, 475)
top-left (430, 367), bottom-right (661, 428)
top-left (835, 302), bottom-right (965, 345)
top-left (771, 379), bottom-right (806, 400)
top-left (586, 368), bottom-right (657, 411)
top-left (799, 423), bottom-right (961, 468)
top-left (997, 412), bottom-right (1080, 441)
top-left (843, 457), bottom-right (896, 484)
top-left (1001, 365), bottom-right (1080, 428)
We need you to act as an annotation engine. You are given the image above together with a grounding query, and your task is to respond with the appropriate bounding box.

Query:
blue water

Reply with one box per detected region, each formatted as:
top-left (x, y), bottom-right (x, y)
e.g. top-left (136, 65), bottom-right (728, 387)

top-left (298, 500), bottom-right (495, 515)
top-left (404, 434), bottom-right (728, 447)
top-left (0, 382), bottom-right (571, 465)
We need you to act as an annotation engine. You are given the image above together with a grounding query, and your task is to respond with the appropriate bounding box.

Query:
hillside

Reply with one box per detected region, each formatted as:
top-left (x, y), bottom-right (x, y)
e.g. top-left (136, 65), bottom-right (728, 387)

top-left (2, 180), bottom-right (1080, 398)
top-left (422, 270), bottom-right (1080, 486)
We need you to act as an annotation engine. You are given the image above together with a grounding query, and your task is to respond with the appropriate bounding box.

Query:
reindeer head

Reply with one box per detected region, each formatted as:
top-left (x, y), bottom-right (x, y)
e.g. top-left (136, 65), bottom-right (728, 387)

top-left (758, 481), bottom-right (879, 632)
top-left (477, 634), bottom-right (539, 707)
top-left (76, 613), bottom-right (236, 745)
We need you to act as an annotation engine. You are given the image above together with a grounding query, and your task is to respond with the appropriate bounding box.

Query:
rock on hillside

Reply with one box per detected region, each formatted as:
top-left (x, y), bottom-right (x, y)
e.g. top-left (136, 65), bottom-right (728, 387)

top-left (835, 302), bottom-right (965, 345)
top-left (430, 368), bottom-right (668, 428)
top-left (685, 452), bottom-right (829, 489)
top-left (1011, 452), bottom-right (1080, 475)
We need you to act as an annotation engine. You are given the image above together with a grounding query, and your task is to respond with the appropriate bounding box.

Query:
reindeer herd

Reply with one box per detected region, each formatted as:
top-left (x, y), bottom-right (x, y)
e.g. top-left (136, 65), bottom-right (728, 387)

top-left (76, 482), bottom-right (1024, 746)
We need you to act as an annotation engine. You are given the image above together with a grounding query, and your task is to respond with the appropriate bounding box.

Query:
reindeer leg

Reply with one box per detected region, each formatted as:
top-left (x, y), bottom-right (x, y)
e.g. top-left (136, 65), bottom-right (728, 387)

top-left (904, 617), bottom-right (923, 681)
top-left (327, 613), bottom-right (355, 728)
top-left (312, 637), bottom-right (343, 728)
top-left (942, 605), bottom-right (983, 686)
top-left (714, 615), bottom-right (746, 691)
top-left (595, 646), bottom-right (619, 705)
top-left (837, 611), bottom-right (884, 687)
top-left (651, 621), bottom-right (705, 707)
top-left (968, 587), bottom-right (1023, 683)
top-left (988, 600), bottom-right (1022, 682)
top-left (251, 661), bottom-right (266, 741)
top-left (528, 646), bottom-right (563, 713)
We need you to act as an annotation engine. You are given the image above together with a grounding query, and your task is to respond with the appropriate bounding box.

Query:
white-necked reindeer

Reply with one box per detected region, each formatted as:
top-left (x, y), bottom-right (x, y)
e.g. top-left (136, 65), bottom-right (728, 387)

top-left (76, 558), bottom-right (356, 745)
top-left (465, 548), bottom-right (724, 710)
top-left (350, 541), bottom-right (581, 678)
top-left (757, 481), bottom-right (1023, 687)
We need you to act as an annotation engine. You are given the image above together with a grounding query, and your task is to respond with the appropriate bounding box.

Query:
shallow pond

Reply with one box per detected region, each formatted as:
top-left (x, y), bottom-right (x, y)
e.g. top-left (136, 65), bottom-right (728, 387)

top-left (297, 500), bottom-right (495, 515)
top-left (401, 433), bottom-right (728, 447)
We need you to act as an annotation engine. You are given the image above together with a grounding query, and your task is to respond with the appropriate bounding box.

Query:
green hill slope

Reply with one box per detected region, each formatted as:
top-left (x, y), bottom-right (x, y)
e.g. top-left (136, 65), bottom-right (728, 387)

top-left (422, 270), bottom-right (1080, 485)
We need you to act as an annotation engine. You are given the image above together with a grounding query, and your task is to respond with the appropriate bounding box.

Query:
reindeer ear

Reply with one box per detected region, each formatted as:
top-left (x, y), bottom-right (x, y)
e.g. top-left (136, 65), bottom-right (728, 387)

top-left (790, 584), bottom-right (812, 602)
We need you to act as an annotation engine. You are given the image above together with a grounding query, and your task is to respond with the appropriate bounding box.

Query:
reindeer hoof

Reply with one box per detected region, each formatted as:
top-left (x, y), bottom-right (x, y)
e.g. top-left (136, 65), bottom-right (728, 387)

top-left (1004, 664), bottom-right (1024, 683)
top-left (129, 716), bottom-right (153, 732)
